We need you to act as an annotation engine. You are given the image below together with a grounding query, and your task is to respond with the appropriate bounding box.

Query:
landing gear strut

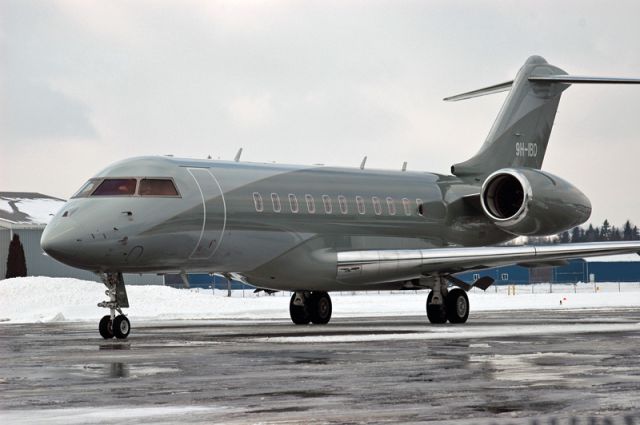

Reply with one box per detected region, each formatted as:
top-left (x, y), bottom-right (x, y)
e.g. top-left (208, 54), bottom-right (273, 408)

top-left (289, 291), bottom-right (332, 325)
top-left (98, 272), bottom-right (131, 339)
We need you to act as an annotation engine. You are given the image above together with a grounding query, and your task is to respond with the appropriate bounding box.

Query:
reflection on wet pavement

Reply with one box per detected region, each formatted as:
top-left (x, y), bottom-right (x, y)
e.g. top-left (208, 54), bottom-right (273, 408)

top-left (0, 309), bottom-right (639, 424)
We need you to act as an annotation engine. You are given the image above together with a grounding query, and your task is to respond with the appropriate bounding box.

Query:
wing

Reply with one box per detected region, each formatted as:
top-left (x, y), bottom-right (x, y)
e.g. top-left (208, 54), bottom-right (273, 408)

top-left (336, 241), bottom-right (640, 285)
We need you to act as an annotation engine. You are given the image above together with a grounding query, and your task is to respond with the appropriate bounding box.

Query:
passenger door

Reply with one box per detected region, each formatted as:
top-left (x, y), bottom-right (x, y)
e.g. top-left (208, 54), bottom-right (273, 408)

top-left (186, 168), bottom-right (226, 261)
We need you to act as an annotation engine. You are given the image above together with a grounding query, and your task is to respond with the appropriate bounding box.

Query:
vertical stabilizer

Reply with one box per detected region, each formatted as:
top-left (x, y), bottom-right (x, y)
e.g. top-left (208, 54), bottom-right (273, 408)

top-left (450, 56), bottom-right (568, 177)
top-left (449, 56), bottom-right (640, 178)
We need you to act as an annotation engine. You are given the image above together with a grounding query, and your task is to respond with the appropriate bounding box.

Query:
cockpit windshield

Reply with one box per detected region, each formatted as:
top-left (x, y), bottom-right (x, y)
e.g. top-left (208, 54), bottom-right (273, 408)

top-left (139, 179), bottom-right (179, 196)
top-left (72, 179), bottom-right (101, 198)
top-left (71, 177), bottom-right (180, 198)
top-left (91, 179), bottom-right (138, 196)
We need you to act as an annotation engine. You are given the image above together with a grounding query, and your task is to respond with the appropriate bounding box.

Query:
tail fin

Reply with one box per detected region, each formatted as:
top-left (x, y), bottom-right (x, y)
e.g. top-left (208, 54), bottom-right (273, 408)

top-left (450, 55), bottom-right (640, 178)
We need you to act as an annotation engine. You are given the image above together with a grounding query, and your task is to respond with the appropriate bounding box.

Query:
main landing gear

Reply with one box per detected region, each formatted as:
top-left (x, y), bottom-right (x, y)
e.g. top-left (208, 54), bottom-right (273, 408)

top-left (289, 291), bottom-right (332, 325)
top-left (98, 272), bottom-right (131, 339)
top-left (426, 286), bottom-right (469, 324)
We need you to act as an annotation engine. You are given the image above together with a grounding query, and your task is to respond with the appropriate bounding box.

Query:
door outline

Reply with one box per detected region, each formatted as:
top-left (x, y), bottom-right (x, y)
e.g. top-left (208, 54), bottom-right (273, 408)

top-left (187, 167), bottom-right (227, 260)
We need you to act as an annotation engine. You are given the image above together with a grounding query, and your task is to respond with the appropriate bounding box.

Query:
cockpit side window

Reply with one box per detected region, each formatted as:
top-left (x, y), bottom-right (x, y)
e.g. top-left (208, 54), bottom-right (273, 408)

top-left (91, 179), bottom-right (137, 196)
top-left (72, 179), bottom-right (102, 198)
top-left (139, 179), bottom-right (179, 196)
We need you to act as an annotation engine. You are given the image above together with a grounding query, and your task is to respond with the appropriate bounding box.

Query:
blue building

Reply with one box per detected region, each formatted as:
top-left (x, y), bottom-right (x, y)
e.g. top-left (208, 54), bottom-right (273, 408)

top-left (455, 254), bottom-right (640, 285)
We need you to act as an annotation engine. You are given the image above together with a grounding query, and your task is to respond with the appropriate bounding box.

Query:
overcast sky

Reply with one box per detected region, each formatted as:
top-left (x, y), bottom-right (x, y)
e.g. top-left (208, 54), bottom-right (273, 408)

top-left (1, 0), bottom-right (640, 227)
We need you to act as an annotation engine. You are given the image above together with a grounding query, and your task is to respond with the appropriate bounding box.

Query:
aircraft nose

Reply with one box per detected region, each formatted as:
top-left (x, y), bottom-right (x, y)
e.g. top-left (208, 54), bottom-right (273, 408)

top-left (41, 216), bottom-right (83, 266)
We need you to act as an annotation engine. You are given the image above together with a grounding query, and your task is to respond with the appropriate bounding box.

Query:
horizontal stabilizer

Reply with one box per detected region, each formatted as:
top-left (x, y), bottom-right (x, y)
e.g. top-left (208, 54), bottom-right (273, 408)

top-left (444, 80), bottom-right (513, 102)
top-left (444, 75), bottom-right (640, 103)
top-left (529, 75), bottom-right (640, 84)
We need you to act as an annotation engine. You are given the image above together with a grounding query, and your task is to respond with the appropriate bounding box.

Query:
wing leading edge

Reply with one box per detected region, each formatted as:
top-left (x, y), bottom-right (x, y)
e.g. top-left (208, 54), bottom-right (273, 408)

top-left (336, 241), bottom-right (640, 286)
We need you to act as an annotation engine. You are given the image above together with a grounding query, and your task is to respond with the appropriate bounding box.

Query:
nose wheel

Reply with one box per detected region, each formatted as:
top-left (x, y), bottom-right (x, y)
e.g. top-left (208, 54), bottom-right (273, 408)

top-left (98, 272), bottom-right (131, 339)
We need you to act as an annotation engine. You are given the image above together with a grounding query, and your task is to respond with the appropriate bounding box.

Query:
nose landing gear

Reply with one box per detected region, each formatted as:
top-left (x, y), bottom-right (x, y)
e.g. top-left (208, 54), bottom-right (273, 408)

top-left (98, 272), bottom-right (131, 339)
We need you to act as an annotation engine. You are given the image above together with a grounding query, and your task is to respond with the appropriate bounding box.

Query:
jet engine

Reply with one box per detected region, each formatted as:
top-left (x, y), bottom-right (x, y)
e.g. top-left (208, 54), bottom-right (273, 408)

top-left (480, 168), bottom-right (591, 236)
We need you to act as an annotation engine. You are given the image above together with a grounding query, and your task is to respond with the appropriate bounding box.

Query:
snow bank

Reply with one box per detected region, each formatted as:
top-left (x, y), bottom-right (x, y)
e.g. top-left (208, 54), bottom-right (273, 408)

top-left (0, 277), bottom-right (639, 324)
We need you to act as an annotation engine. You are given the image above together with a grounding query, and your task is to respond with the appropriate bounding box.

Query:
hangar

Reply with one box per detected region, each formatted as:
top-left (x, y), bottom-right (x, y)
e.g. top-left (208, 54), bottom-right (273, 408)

top-left (457, 254), bottom-right (640, 285)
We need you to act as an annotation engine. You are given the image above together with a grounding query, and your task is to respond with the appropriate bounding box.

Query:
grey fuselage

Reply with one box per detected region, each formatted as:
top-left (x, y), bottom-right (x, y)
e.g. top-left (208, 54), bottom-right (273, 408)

top-left (41, 156), bottom-right (513, 291)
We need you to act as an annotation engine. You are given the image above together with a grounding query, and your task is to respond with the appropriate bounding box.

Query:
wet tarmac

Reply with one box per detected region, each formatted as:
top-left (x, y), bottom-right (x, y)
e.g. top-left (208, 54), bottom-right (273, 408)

top-left (1, 309), bottom-right (640, 424)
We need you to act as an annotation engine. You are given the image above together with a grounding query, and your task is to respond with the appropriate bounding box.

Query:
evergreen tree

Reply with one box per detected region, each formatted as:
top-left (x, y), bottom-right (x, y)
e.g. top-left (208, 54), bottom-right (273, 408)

top-left (585, 224), bottom-right (596, 242)
top-left (570, 226), bottom-right (582, 243)
top-left (559, 231), bottom-right (570, 244)
top-left (623, 220), bottom-right (634, 240)
top-left (634, 225), bottom-right (640, 240)
top-left (601, 219), bottom-right (611, 241)
top-left (5, 234), bottom-right (27, 279)
top-left (611, 226), bottom-right (622, 241)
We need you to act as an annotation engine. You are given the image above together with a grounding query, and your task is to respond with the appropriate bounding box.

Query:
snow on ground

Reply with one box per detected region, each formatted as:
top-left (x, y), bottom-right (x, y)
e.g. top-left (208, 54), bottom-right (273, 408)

top-left (0, 277), bottom-right (639, 324)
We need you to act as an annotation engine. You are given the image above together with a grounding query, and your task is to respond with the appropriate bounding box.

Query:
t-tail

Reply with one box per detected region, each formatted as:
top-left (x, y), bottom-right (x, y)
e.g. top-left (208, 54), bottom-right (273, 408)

top-left (449, 55), bottom-right (640, 178)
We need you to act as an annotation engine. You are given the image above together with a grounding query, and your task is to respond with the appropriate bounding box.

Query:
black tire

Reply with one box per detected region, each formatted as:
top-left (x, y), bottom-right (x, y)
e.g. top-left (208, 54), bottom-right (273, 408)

top-left (446, 288), bottom-right (469, 324)
top-left (426, 291), bottom-right (447, 324)
top-left (309, 292), bottom-right (332, 325)
top-left (112, 315), bottom-right (131, 339)
top-left (289, 293), bottom-right (311, 325)
top-left (99, 315), bottom-right (114, 339)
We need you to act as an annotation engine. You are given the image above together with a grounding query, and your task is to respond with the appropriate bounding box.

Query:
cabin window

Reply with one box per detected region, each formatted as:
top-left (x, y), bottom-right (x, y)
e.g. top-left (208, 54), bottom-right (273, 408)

top-left (322, 195), bottom-right (333, 214)
top-left (72, 179), bottom-right (101, 198)
top-left (501, 273), bottom-right (509, 281)
top-left (271, 193), bottom-right (281, 212)
top-left (91, 179), bottom-right (137, 196)
top-left (402, 198), bottom-right (411, 216)
top-left (356, 196), bottom-right (366, 214)
top-left (253, 192), bottom-right (264, 212)
top-left (372, 196), bottom-right (382, 215)
top-left (288, 194), bottom-right (299, 213)
top-left (305, 194), bottom-right (316, 214)
top-left (473, 273), bottom-right (480, 281)
top-left (416, 198), bottom-right (424, 216)
top-left (338, 195), bottom-right (348, 214)
top-left (386, 197), bottom-right (396, 215)
top-left (139, 179), bottom-right (179, 196)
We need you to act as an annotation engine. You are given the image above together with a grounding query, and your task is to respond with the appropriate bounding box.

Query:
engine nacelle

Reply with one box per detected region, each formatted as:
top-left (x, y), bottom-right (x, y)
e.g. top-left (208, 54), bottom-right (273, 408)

top-left (480, 168), bottom-right (591, 236)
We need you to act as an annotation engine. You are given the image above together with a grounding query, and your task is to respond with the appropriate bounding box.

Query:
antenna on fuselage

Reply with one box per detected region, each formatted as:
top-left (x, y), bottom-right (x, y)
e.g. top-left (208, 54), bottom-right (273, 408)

top-left (234, 148), bottom-right (243, 162)
top-left (360, 156), bottom-right (367, 170)
top-left (402, 161), bottom-right (407, 172)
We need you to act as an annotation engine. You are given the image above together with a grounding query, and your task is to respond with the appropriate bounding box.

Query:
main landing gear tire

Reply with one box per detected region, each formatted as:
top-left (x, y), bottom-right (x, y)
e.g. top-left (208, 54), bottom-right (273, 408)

top-left (446, 288), bottom-right (469, 324)
top-left (99, 315), bottom-right (113, 339)
top-left (290, 293), bottom-right (311, 325)
top-left (113, 315), bottom-right (131, 339)
top-left (289, 291), bottom-right (333, 325)
top-left (98, 314), bottom-right (130, 339)
top-left (426, 291), bottom-right (448, 324)
top-left (309, 292), bottom-right (332, 325)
